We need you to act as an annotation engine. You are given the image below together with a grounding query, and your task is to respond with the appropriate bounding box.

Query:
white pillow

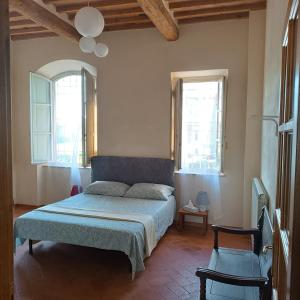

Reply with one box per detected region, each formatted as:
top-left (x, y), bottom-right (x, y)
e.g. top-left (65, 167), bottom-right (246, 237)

top-left (85, 181), bottom-right (130, 197)
top-left (124, 183), bottom-right (174, 201)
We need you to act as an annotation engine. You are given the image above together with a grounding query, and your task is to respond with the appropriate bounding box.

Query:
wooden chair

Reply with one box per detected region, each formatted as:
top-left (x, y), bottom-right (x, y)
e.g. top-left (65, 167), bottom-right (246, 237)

top-left (196, 207), bottom-right (273, 300)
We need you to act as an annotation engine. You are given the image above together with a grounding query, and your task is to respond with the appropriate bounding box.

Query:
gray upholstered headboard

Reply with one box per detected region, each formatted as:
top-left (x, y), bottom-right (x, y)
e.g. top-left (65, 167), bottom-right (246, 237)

top-left (91, 156), bottom-right (175, 187)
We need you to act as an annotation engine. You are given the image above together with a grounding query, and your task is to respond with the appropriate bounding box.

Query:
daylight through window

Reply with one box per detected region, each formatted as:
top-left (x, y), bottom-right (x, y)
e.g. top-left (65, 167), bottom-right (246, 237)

top-left (181, 79), bottom-right (224, 174)
top-left (30, 68), bottom-right (97, 167)
top-left (54, 74), bottom-right (82, 165)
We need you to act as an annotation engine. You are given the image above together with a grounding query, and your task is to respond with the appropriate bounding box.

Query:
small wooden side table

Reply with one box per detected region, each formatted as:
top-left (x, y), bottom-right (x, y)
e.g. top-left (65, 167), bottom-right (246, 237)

top-left (177, 208), bottom-right (208, 235)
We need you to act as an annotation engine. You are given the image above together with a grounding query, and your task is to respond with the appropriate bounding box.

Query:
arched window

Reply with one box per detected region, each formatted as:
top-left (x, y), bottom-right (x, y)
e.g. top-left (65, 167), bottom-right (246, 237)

top-left (30, 63), bottom-right (97, 167)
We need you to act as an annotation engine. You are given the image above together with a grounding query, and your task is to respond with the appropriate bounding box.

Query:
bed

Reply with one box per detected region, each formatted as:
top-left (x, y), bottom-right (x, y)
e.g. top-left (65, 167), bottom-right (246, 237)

top-left (14, 156), bottom-right (176, 278)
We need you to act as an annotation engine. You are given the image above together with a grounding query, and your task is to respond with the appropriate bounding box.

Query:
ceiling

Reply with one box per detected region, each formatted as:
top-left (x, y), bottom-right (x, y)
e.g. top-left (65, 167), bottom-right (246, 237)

top-left (9, 0), bottom-right (266, 41)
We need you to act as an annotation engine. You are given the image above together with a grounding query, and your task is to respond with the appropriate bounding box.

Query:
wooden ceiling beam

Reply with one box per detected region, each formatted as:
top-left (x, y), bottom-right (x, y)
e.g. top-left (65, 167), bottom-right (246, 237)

top-left (9, 16), bottom-right (28, 21)
top-left (178, 11), bottom-right (249, 24)
top-left (43, 0), bottom-right (66, 3)
top-left (174, 2), bottom-right (266, 19)
top-left (9, 19), bottom-right (35, 27)
top-left (55, 0), bottom-right (138, 13)
top-left (11, 31), bottom-right (58, 40)
top-left (9, 11), bottom-right (22, 18)
top-left (10, 0), bottom-right (80, 43)
top-left (105, 15), bottom-right (149, 26)
top-left (98, 6), bottom-right (144, 18)
top-left (136, 0), bottom-right (178, 41)
top-left (169, 0), bottom-right (266, 11)
top-left (67, 7), bottom-right (145, 20)
top-left (10, 26), bottom-right (47, 35)
top-left (105, 21), bottom-right (154, 32)
top-left (42, 0), bottom-right (61, 3)
top-left (9, 0), bottom-right (266, 41)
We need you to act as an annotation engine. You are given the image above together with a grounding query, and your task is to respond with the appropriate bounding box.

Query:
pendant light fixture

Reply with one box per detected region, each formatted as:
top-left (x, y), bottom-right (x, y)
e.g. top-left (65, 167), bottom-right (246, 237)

top-left (74, 1), bottom-right (109, 58)
top-left (94, 43), bottom-right (109, 58)
top-left (79, 37), bottom-right (96, 53)
top-left (74, 6), bottom-right (104, 38)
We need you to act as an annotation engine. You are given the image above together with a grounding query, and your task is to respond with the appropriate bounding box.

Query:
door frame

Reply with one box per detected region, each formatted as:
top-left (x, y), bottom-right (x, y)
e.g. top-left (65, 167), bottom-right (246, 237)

top-left (273, 0), bottom-right (300, 299)
top-left (289, 0), bottom-right (300, 297)
top-left (0, 0), bottom-right (14, 299)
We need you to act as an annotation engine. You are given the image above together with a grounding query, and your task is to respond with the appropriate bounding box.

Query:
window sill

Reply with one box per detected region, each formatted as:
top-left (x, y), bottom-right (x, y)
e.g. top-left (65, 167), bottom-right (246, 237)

top-left (41, 163), bottom-right (91, 170)
top-left (174, 169), bottom-right (226, 177)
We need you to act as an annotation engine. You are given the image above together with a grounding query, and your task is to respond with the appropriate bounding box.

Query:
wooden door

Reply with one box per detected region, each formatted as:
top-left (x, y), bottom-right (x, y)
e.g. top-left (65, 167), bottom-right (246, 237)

top-left (273, 1), bottom-right (300, 299)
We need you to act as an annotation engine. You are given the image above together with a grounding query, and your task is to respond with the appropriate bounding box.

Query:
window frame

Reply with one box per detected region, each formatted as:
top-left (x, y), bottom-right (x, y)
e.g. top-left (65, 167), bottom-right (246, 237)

top-left (172, 75), bottom-right (227, 175)
top-left (30, 69), bottom-right (97, 168)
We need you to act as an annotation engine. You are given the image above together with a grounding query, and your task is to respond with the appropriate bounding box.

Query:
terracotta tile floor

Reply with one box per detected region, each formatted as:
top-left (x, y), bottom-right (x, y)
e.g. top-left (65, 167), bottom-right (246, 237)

top-left (14, 206), bottom-right (251, 300)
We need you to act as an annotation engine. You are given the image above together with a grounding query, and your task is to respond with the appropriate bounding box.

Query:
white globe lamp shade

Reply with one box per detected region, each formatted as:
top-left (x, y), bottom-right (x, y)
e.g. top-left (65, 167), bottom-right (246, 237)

top-left (94, 43), bottom-right (109, 58)
top-left (74, 7), bottom-right (104, 38)
top-left (79, 37), bottom-right (96, 53)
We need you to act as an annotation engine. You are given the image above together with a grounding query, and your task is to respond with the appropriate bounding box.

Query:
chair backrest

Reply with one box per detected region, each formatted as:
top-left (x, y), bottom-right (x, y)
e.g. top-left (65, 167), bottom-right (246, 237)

top-left (257, 207), bottom-right (273, 286)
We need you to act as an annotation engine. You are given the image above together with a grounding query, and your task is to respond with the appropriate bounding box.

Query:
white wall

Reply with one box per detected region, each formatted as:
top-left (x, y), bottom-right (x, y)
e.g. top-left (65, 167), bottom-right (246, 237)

top-left (261, 0), bottom-right (289, 216)
top-left (242, 11), bottom-right (266, 227)
top-left (11, 17), bottom-right (265, 226)
top-left (36, 166), bottom-right (91, 204)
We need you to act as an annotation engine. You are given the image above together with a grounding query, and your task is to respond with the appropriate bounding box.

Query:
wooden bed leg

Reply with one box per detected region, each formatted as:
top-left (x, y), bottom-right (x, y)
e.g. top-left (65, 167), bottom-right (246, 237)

top-left (128, 260), bottom-right (132, 273)
top-left (29, 239), bottom-right (33, 255)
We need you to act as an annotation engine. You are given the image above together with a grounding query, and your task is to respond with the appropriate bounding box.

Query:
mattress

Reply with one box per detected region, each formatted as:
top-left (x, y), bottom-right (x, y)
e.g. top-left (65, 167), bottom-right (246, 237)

top-left (14, 193), bottom-right (176, 277)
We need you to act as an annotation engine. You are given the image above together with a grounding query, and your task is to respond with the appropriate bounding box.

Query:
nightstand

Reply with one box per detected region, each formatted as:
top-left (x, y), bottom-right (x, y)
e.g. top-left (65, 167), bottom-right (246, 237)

top-left (177, 208), bottom-right (208, 235)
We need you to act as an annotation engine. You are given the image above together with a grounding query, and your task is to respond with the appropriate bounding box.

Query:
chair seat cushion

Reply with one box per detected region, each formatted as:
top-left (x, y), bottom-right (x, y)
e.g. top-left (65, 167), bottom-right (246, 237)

top-left (206, 248), bottom-right (261, 300)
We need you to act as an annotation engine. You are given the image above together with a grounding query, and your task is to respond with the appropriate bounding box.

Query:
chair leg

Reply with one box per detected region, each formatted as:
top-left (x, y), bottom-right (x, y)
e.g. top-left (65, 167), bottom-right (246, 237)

top-left (200, 278), bottom-right (207, 300)
top-left (29, 239), bottom-right (33, 255)
top-left (259, 286), bottom-right (268, 300)
top-left (214, 231), bottom-right (219, 250)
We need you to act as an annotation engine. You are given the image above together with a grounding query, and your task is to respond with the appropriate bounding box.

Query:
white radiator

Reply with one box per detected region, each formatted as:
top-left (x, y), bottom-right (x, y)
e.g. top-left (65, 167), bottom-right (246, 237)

top-left (251, 178), bottom-right (269, 227)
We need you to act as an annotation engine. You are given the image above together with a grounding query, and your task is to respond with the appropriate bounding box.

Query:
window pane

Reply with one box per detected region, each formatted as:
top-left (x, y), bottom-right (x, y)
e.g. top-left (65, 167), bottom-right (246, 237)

top-left (32, 134), bottom-right (52, 162)
top-left (54, 74), bottom-right (82, 165)
top-left (181, 80), bottom-right (222, 173)
top-left (30, 73), bottom-right (52, 164)
top-left (31, 75), bottom-right (51, 104)
top-left (32, 104), bottom-right (51, 132)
